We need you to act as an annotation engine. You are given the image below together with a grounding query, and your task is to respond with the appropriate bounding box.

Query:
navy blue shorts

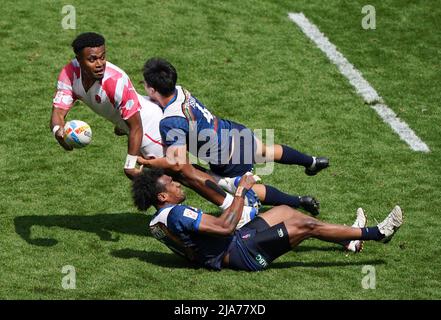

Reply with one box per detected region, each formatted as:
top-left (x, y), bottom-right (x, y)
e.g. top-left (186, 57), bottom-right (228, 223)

top-left (209, 121), bottom-right (257, 178)
top-left (226, 217), bottom-right (291, 271)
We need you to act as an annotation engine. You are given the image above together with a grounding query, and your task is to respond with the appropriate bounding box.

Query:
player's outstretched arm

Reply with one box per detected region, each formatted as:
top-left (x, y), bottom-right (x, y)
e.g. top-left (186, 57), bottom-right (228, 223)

top-left (137, 152), bottom-right (229, 207)
top-left (123, 112), bottom-right (144, 179)
top-left (50, 107), bottom-right (73, 151)
top-left (198, 173), bottom-right (256, 236)
top-left (137, 155), bottom-right (177, 169)
top-left (137, 144), bottom-right (187, 171)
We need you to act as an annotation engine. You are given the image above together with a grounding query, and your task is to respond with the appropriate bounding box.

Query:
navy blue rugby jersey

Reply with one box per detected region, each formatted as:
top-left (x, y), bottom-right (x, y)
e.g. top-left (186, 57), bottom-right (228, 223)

top-left (159, 86), bottom-right (235, 165)
top-left (149, 204), bottom-right (234, 270)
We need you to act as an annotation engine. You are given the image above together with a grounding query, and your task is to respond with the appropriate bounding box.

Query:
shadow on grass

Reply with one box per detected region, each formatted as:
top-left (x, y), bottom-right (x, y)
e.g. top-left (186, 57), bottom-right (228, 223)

top-left (14, 213), bottom-right (152, 247)
top-left (293, 245), bottom-right (344, 253)
top-left (111, 249), bottom-right (196, 269)
top-left (111, 248), bottom-right (385, 270)
top-left (271, 259), bottom-right (386, 269)
top-left (14, 213), bottom-right (387, 270)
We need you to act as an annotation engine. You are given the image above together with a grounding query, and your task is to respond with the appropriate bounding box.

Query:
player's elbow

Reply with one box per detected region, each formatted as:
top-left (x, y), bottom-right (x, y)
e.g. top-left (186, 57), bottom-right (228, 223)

top-left (218, 225), bottom-right (235, 236)
top-left (218, 220), bottom-right (237, 236)
top-left (167, 162), bottom-right (185, 173)
top-left (124, 168), bottom-right (139, 180)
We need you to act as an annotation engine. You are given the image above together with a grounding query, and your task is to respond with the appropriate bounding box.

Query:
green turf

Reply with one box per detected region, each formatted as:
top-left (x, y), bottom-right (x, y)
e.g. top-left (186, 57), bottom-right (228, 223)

top-left (1, 0), bottom-right (440, 299)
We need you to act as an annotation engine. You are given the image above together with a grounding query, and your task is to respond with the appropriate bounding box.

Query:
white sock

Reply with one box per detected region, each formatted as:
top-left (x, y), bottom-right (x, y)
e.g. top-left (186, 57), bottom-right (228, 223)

top-left (219, 194), bottom-right (234, 210)
top-left (217, 177), bottom-right (237, 194)
top-left (310, 156), bottom-right (317, 169)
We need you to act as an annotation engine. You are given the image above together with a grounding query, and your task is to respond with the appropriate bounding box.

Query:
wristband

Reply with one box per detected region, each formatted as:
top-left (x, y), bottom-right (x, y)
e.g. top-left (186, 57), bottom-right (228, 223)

top-left (52, 125), bottom-right (60, 136)
top-left (235, 186), bottom-right (248, 198)
top-left (124, 154), bottom-right (138, 169)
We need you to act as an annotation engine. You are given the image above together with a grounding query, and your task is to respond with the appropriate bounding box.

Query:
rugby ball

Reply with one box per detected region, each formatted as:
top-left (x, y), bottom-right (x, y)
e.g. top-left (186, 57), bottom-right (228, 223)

top-left (64, 120), bottom-right (92, 148)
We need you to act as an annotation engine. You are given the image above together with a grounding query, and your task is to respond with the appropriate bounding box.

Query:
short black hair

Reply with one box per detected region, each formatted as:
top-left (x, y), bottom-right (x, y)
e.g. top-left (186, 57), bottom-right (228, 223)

top-left (132, 168), bottom-right (166, 211)
top-left (71, 32), bottom-right (105, 56)
top-left (143, 58), bottom-right (177, 96)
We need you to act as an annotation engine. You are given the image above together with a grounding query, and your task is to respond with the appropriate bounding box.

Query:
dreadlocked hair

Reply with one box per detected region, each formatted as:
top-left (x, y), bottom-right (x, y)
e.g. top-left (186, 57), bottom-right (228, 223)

top-left (132, 167), bottom-right (165, 211)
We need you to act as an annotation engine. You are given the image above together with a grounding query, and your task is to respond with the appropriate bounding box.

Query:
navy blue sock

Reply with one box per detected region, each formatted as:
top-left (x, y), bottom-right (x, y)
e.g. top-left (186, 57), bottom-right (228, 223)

top-left (360, 227), bottom-right (385, 241)
top-left (263, 185), bottom-right (300, 207)
top-left (279, 145), bottom-right (314, 167)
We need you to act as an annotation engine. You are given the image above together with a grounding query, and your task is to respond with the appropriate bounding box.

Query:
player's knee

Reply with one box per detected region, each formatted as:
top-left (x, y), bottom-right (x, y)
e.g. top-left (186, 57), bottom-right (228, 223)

top-left (301, 218), bottom-right (321, 235)
top-left (285, 217), bottom-right (318, 232)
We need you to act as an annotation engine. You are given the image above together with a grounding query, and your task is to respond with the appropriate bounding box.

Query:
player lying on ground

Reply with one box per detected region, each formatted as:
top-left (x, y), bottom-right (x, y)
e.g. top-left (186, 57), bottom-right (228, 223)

top-left (46, 32), bottom-right (253, 210)
top-left (49, 33), bottom-right (318, 220)
top-left (137, 57), bottom-right (328, 215)
top-left (132, 168), bottom-right (404, 271)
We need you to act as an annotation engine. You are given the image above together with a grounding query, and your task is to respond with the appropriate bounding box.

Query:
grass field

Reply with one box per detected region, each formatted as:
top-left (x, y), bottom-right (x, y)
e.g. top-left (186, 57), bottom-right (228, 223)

top-left (1, 0), bottom-right (440, 299)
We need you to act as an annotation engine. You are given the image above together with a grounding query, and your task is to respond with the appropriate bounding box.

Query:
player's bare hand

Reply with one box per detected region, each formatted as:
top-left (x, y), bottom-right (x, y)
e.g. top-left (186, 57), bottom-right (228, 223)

top-left (137, 156), bottom-right (154, 166)
top-left (238, 172), bottom-right (258, 190)
top-left (54, 127), bottom-right (73, 151)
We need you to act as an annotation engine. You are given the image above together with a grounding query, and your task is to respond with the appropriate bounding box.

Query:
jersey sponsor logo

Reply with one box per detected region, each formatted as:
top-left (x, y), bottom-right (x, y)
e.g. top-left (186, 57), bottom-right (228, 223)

top-left (277, 228), bottom-right (284, 238)
top-left (183, 208), bottom-right (198, 220)
top-left (255, 254), bottom-right (268, 268)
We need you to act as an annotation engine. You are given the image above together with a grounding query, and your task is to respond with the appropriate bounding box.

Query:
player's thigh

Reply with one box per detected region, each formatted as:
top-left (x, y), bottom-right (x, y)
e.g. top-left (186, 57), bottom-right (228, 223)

top-left (209, 162), bottom-right (254, 178)
top-left (258, 205), bottom-right (311, 227)
top-left (254, 137), bottom-right (284, 162)
top-left (252, 222), bottom-right (291, 263)
top-left (229, 121), bottom-right (256, 164)
top-left (254, 135), bottom-right (265, 157)
top-left (283, 215), bottom-right (323, 247)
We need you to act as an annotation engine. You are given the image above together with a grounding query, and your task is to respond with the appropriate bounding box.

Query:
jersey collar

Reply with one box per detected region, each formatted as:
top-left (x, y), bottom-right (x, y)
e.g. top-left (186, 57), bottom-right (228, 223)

top-left (157, 204), bottom-right (176, 213)
top-left (163, 89), bottom-right (178, 110)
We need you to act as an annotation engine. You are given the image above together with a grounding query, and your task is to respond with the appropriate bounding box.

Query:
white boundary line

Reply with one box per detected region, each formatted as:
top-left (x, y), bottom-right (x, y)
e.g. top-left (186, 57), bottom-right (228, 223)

top-left (288, 12), bottom-right (430, 153)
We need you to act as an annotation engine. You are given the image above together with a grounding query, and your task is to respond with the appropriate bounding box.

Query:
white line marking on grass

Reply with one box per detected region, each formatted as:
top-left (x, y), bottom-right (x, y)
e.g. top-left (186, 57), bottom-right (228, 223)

top-left (288, 12), bottom-right (430, 153)
top-left (371, 103), bottom-right (430, 152)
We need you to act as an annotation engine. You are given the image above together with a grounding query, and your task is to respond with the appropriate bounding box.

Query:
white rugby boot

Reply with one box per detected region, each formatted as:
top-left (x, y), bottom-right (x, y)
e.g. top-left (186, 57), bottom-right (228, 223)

top-left (344, 208), bottom-right (367, 253)
top-left (377, 205), bottom-right (403, 243)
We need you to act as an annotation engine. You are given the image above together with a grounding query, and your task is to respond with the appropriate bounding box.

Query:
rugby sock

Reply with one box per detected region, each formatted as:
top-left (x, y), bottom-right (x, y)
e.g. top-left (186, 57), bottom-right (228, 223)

top-left (279, 145), bottom-right (314, 167)
top-left (219, 194), bottom-right (234, 210)
top-left (262, 185), bottom-right (301, 208)
top-left (360, 227), bottom-right (385, 241)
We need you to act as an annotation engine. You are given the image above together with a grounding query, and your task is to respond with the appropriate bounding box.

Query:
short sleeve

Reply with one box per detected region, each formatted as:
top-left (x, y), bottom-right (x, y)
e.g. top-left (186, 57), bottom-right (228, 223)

top-left (117, 77), bottom-right (141, 120)
top-left (168, 205), bottom-right (203, 233)
top-left (52, 64), bottom-right (77, 110)
top-left (103, 74), bottom-right (141, 120)
top-left (160, 117), bottom-right (189, 147)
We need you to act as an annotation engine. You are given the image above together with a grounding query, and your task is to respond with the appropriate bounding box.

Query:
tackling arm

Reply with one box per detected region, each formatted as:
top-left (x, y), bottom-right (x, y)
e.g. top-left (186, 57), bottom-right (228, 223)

top-left (137, 145), bottom-right (229, 206)
top-left (197, 174), bottom-right (256, 236)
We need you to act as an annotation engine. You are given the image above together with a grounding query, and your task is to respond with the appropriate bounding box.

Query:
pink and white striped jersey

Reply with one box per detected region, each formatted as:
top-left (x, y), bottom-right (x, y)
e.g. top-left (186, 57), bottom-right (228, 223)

top-left (52, 58), bottom-right (165, 158)
top-left (53, 58), bottom-right (140, 133)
